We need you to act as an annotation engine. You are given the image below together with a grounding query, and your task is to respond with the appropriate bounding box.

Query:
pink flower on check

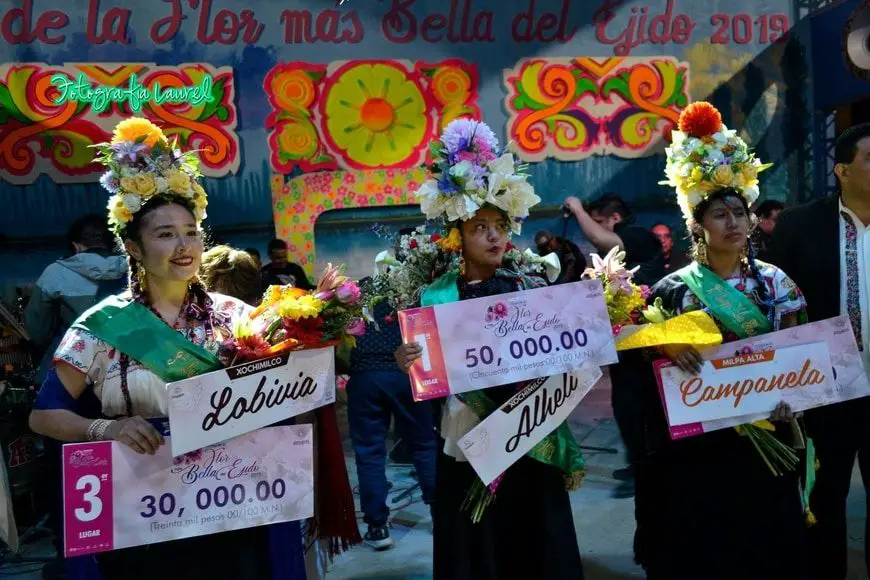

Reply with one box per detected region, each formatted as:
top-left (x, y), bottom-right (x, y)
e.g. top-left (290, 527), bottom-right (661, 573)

top-left (493, 301), bottom-right (509, 319)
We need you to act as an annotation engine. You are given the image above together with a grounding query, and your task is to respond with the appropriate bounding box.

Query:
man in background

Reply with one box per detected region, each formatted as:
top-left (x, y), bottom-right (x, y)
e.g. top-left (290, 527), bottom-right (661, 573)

top-left (564, 193), bottom-right (665, 286)
top-left (564, 193), bottom-right (664, 499)
top-left (534, 229), bottom-right (586, 284)
top-left (651, 223), bottom-right (689, 273)
top-left (752, 200), bottom-right (785, 262)
top-left (26, 214), bottom-right (126, 383)
top-left (261, 238), bottom-right (314, 290)
top-left (347, 228), bottom-right (436, 551)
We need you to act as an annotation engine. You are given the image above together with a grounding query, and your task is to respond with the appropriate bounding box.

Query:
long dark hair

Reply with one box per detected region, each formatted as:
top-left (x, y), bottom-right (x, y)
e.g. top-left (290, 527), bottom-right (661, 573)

top-left (691, 189), bottom-right (775, 326)
top-left (120, 197), bottom-right (210, 310)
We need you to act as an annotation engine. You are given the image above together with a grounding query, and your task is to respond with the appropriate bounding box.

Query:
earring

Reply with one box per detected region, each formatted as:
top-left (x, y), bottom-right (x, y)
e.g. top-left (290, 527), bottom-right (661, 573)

top-left (695, 239), bottom-right (708, 266)
top-left (136, 263), bottom-right (147, 294)
top-left (458, 250), bottom-right (466, 277)
top-left (740, 239), bottom-right (750, 264)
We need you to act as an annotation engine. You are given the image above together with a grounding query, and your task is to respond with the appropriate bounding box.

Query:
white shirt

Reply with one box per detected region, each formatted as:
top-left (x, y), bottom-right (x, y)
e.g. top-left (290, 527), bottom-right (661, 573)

top-left (838, 200), bottom-right (870, 373)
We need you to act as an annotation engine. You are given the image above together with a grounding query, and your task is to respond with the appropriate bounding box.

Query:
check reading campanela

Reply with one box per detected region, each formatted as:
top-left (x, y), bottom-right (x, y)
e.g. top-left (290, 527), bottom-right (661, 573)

top-left (678, 353), bottom-right (826, 410)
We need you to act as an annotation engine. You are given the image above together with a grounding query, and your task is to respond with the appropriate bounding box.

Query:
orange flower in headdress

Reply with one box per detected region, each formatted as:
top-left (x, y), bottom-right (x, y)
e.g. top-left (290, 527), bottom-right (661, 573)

top-left (111, 118), bottom-right (167, 147)
top-left (678, 102), bottom-right (723, 138)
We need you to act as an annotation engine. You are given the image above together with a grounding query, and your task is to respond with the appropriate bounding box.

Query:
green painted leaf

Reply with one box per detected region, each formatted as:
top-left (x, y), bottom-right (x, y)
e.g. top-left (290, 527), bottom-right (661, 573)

top-left (0, 84), bottom-right (30, 124)
top-left (215, 106), bottom-right (229, 122)
top-left (197, 78), bottom-right (226, 121)
top-left (601, 73), bottom-right (630, 100)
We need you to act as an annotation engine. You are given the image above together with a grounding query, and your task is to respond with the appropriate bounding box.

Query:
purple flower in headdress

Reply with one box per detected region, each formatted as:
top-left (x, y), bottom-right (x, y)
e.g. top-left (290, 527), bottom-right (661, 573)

top-left (110, 141), bottom-right (148, 164)
top-left (437, 174), bottom-right (459, 195)
top-left (99, 171), bottom-right (120, 193)
top-left (441, 119), bottom-right (499, 156)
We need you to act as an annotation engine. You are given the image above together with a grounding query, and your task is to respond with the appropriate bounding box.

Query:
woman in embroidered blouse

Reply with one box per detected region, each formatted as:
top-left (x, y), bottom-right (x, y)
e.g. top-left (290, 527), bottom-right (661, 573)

top-left (28, 119), bottom-right (308, 580)
top-left (392, 119), bottom-right (585, 580)
top-left (635, 103), bottom-right (810, 579)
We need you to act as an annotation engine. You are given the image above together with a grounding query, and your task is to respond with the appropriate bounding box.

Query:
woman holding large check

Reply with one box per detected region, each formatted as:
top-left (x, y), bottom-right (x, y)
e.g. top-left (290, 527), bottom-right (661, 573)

top-left (393, 119), bottom-right (585, 580)
top-left (638, 102), bottom-right (811, 579)
top-left (28, 119), bottom-right (309, 579)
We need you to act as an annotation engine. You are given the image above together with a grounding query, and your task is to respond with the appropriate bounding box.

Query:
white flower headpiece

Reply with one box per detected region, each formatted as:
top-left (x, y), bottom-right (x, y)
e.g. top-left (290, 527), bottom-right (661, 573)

top-left (659, 102), bottom-right (771, 220)
top-left (94, 118), bottom-right (208, 237)
top-left (415, 118), bottom-right (540, 234)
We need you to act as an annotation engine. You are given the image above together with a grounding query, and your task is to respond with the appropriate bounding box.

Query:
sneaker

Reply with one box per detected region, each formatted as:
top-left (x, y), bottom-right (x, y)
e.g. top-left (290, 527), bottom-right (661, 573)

top-left (364, 524), bottom-right (394, 551)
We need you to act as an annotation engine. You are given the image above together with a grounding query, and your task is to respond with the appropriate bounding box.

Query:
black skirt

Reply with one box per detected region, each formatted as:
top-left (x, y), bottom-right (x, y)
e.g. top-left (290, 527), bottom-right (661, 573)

top-left (433, 446), bottom-right (584, 580)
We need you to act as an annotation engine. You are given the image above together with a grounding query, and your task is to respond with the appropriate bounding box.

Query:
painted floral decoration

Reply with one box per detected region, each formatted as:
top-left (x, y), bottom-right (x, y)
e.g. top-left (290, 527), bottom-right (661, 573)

top-left (415, 118), bottom-right (541, 234)
top-left (324, 62), bottom-right (429, 168)
top-left (660, 101), bottom-right (772, 220)
top-left (95, 117), bottom-right (208, 237)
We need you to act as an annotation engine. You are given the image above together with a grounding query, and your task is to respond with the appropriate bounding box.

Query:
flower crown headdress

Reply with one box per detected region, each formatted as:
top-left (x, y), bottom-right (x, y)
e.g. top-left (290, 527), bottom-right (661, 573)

top-left (95, 118), bottom-right (208, 237)
top-left (415, 118), bottom-right (541, 249)
top-left (660, 102), bottom-right (772, 220)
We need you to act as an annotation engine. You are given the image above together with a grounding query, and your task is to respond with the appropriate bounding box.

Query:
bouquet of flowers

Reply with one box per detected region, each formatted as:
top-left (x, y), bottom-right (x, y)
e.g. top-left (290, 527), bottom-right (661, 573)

top-left (364, 226), bottom-right (559, 319)
top-left (583, 248), bottom-right (797, 476)
top-left (219, 264), bottom-right (367, 365)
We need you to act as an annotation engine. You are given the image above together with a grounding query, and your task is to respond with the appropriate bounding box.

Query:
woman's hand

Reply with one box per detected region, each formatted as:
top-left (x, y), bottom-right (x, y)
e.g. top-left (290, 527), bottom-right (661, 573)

top-left (770, 401), bottom-right (799, 423)
top-left (394, 342), bottom-right (423, 373)
top-left (104, 417), bottom-right (164, 455)
top-left (660, 344), bottom-right (705, 374)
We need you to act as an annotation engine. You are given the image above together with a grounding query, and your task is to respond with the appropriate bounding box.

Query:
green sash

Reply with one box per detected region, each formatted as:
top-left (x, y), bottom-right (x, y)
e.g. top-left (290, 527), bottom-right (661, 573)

top-left (73, 295), bottom-right (222, 383)
top-left (676, 262), bottom-right (771, 339)
top-left (421, 271), bottom-right (585, 484)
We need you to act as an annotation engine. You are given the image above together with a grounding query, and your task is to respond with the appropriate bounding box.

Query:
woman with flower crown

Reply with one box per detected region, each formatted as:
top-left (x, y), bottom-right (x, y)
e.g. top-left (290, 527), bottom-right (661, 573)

top-left (392, 119), bottom-right (585, 580)
top-left (27, 119), bottom-right (311, 579)
top-left (635, 103), bottom-right (811, 579)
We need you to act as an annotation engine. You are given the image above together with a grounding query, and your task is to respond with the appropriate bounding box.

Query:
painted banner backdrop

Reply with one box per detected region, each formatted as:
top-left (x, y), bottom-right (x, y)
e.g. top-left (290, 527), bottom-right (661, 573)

top-left (271, 168), bottom-right (425, 271)
top-left (0, 63), bottom-right (240, 185)
top-left (504, 57), bottom-right (691, 162)
top-left (265, 59), bottom-right (480, 173)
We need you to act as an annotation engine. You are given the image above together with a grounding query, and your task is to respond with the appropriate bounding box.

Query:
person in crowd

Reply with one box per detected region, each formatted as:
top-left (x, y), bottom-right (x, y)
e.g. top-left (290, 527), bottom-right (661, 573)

top-left (534, 229), bottom-right (586, 284)
top-left (393, 119), bottom-right (585, 579)
top-left (769, 123), bottom-right (870, 580)
top-left (563, 193), bottom-right (665, 286)
top-left (27, 118), bottom-right (337, 580)
top-left (347, 263), bottom-right (437, 550)
top-left (200, 245), bottom-right (262, 306)
top-left (651, 223), bottom-right (690, 273)
top-left (752, 199), bottom-right (785, 262)
top-left (26, 215), bottom-right (127, 383)
top-left (244, 247), bottom-right (262, 269)
top-left (638, 102), bottom-right (809, 579)
top-left (563, 194), bottom-right (665, 497)
top-left (25, 215), bottom-right (126, 580)
top-left (261, 239), bottom-right (313, 290)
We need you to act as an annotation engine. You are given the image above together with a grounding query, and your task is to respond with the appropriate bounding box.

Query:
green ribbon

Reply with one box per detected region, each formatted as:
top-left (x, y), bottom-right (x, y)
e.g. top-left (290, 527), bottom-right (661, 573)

top-left (676, 262), bottom-right (772, 339)
top-left (73, 295), bottom-right (222, 383)
top-left (421, 271), bottom-right (585, 483)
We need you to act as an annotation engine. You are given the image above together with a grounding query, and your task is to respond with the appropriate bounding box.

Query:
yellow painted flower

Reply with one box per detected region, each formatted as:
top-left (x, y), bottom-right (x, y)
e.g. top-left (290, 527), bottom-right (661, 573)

top-left (436, 227), bottom-right (462, 252)
top-left (278, 295), bottom-right (324, 319)
top-left (324, 63), bottom-right (427, 167)
top-left (431, 66), bottom-right (471, 107)
top-left (277, 119), bottom-right (318, 159)
top-left (111, 117), bottom-right (167, 147)
top-left (271, 69), bottom-right (316, 112)
top-left (711, 165), bottom-right (734, 186)
top-left (166, 169), bottom-right (191, 194)
top-left (120, 174), bottom-right (158, 198)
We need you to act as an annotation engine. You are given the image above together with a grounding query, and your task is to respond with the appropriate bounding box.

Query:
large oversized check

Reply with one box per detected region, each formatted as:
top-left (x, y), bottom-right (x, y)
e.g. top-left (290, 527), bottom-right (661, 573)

top-left (655, 315), bottom-right (870, 439)
top-left (398, 280), bottom-right (618, 401)
top-left (167, 348), bottom-right (335, 456)
top-left (62, 425), bottom-right (313, 557)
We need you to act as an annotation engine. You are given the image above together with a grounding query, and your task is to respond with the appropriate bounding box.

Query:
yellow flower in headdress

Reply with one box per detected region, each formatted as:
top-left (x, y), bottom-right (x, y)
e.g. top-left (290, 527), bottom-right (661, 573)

top-left (109, 196), bottom-right (133, 224)
top-left (111, 118), bottom-right (167, 148)
top-left (711, 165), bottom-right (734, 186)
top-left (119, 174), bottom-right (157, 198)
top-left (436, 227), bottom-right (462, 252)
top-left (166, 169), bottom-right (192, 195)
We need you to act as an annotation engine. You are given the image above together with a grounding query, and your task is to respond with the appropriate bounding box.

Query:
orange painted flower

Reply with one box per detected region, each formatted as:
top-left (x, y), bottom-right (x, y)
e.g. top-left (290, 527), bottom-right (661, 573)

top-left (111, 117), bottom-right (167, 147)
top-left (677, 102), bottom-right (722, 138)
top-left (272, 69), bottom-right (316, 112)
top-left (431, 66), bottom-right (471, 107)
top-left (276, 119), bottom-right (318, 159)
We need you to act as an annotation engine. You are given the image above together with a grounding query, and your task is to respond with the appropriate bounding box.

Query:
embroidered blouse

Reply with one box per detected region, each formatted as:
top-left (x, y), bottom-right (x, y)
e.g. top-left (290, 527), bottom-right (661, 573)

top-left (53, 293), bottom-right (250, 418)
